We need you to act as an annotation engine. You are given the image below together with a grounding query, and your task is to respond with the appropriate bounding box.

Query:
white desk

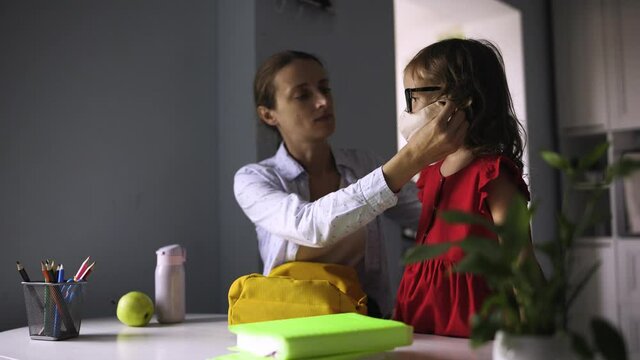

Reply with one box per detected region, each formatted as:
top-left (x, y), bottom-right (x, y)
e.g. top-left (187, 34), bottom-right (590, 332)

top-left (0, 314), bottom-right (492, 360)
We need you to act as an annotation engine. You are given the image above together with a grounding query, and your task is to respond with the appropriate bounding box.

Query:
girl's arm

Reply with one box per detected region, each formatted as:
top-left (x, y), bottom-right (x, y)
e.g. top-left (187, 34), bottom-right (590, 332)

top-left (486, 170), bottom-right (542, 272)
top-left (485, 172), bottom-right (521, 229)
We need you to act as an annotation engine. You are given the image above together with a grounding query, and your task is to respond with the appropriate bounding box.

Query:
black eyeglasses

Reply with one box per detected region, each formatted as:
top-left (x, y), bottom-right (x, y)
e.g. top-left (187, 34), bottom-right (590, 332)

top-left (404, 86), bottom-right (441, 113)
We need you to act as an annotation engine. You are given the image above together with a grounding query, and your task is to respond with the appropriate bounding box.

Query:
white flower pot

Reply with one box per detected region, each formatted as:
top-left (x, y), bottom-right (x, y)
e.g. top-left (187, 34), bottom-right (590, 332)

top-left (493, 331), bottom-right (578, 360)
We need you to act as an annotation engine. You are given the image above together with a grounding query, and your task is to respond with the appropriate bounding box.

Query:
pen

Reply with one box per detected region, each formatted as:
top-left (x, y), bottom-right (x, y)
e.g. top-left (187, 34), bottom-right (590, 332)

top-left (16, 261), bottom-right (31, 282)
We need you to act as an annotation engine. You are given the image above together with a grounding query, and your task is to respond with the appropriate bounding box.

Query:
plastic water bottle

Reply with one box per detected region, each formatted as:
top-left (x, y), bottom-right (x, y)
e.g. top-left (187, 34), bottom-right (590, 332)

top-left (155, 244), bottom-right (186, 324)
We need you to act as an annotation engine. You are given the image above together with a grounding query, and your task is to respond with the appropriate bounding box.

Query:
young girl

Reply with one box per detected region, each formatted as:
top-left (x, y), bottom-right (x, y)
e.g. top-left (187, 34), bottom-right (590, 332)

top-left (394, 38), bottom-right (530, 337)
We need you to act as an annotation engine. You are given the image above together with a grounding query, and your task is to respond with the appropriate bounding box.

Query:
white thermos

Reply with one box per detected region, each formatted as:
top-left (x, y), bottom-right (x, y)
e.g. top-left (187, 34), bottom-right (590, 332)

top-left (155, 244), bottom-right (186, 324)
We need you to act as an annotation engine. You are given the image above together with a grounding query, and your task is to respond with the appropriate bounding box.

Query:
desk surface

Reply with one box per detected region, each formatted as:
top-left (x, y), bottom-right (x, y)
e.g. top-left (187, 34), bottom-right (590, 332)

top-left (0, 314), bottom-right (492, 360)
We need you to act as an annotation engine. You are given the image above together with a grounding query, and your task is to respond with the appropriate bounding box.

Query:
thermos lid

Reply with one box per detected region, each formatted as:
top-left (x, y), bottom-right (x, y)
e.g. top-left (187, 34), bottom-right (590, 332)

top-left (156, 244), bottom-right (186, 265)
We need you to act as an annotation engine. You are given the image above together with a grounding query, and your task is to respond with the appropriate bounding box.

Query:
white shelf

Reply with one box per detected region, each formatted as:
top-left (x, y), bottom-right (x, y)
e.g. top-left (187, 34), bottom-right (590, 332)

top-left (553, 0), bottom-right (640, 346)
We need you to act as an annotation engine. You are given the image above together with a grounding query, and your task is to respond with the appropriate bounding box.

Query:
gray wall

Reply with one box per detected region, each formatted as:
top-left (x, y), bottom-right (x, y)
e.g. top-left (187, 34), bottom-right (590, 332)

top-left (1, 1), bottom-right (219, 329)
top-left (215, 0), bottom-right (261, 310)
top-left (1, 0), bottom-right (556, 331)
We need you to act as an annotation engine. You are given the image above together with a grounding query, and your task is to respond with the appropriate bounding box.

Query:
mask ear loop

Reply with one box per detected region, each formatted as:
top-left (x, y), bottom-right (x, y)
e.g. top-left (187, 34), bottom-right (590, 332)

top-left (447, 96), bottom-right (474, 125)
top-left (443, 96), bottom-right (475, 125)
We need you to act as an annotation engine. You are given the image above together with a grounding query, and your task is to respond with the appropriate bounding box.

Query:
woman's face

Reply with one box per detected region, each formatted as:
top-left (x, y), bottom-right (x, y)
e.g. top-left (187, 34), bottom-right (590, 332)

top-left (261, 59), bottom-right (335, 144)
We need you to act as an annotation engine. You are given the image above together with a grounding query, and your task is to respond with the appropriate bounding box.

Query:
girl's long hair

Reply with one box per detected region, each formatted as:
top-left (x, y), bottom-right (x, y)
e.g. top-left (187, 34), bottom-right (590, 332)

top-left (405, 38), bottom-right (525, 169)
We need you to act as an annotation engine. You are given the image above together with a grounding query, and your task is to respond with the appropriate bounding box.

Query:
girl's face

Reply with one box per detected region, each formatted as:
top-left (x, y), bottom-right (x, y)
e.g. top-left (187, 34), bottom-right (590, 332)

top-left (403, 71), bottom-right (446, 115)
top-left (259, 59), bottom-right (335, 144)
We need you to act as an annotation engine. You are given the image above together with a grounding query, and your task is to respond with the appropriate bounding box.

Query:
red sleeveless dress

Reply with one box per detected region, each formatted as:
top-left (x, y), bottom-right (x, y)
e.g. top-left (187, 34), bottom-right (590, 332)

top-left (394, 155), bottom-right (530, 337)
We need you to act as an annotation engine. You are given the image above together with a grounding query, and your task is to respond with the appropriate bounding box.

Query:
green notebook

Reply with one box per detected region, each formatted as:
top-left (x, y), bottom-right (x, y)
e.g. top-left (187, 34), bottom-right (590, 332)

top-left (224, 313), bottom-right (413, 359)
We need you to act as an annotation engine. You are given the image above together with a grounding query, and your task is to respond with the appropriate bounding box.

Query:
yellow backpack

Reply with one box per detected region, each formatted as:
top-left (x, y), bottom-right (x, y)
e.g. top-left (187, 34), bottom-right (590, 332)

top-left (227, 262), bottom-right (368, 325)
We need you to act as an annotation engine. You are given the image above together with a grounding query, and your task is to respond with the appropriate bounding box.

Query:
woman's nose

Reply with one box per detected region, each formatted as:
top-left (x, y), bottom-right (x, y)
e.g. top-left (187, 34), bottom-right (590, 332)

top-left (315, 92), bottom-right (329, 107)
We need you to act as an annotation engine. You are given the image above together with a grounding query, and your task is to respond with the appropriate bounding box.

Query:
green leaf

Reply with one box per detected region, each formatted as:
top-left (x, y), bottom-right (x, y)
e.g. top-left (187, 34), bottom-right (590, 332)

top-left (501, 195), bottom-right (532, 261)
top-left (456, 236), bottom-right (503, 261)
top-left (541, 150), bottom-right (571, 171)
top-left (403, 242), bottom-right (453, 264)
top-left (578, 142), bottom-right (609, 171)
top-left (454, 253), bottom-right (511, 278)
top-left (440, 210), bottom-right (499, 234)
top-left (591, 318), bottom-right (627, 360)
top-left (607, 157), bottom-right (640, 180)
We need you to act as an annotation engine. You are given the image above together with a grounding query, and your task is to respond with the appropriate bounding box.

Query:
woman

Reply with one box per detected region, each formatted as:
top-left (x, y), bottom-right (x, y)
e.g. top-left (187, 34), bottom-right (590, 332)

top-left (233, 50), bottom-right (467, 316)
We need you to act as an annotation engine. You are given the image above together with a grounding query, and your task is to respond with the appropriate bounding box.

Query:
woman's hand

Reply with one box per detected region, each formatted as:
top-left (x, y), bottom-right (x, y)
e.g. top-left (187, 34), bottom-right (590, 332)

top-left (382, 101), bottom-right (468, 192)
top-left (408, 101), bottom-right (468, 165)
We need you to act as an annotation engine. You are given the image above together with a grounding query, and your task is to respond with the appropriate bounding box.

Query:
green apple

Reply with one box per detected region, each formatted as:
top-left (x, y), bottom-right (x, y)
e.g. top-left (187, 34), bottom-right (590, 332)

top-left (116, 291), bottom-right (154, 327)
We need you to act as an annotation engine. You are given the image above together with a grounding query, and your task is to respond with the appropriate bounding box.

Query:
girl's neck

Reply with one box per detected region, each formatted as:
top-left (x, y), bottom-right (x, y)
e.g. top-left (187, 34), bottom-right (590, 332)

top-left (283, 140), bottom-right (336, 176)
top-left (440, 147), bottom-right (475, 177)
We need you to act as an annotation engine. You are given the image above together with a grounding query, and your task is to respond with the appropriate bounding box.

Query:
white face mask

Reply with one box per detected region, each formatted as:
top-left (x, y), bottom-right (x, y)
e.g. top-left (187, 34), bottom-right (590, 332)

top-left (398, 100), bottom-right (444, 142)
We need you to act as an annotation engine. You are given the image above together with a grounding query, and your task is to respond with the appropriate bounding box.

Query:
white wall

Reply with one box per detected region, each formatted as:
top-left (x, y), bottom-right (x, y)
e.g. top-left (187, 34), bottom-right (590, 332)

top-left (394, 0), bottom-right (528, 173)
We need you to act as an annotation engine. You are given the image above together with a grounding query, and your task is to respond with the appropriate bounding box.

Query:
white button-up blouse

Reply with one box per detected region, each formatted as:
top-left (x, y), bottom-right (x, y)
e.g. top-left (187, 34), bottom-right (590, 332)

top-left (233, 143), bottom-right (421, 314)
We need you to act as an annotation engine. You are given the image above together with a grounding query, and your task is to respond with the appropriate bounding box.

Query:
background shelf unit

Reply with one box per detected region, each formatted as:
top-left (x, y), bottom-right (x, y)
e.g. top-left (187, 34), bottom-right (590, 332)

top-left (552, 0), bottom-right (640, 355)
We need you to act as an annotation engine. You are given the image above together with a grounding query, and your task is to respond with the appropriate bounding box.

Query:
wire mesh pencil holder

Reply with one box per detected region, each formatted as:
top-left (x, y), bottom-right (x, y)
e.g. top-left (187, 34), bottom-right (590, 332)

top-left (22, 282), bottom-right (87, 340)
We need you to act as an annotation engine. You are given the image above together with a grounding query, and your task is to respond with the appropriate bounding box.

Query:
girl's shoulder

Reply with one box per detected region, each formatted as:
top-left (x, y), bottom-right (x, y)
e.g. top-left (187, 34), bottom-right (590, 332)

top-left (472, 154), bottom-right (530, 200)
top-left (468, 154), bottom-right (522, 176)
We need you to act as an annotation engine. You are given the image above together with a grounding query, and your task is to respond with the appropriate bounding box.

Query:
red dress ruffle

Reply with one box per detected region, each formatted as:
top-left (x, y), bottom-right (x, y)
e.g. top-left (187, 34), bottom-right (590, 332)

top-left (394, 155), bottom-right (530, 337)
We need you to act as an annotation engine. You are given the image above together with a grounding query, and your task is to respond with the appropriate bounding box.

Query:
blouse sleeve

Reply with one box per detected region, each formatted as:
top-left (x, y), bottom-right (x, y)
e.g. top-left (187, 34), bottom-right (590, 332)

top-left (234, 164), bottom-right (399, 248)
top-left (477, 156), bottom-right (531, 214)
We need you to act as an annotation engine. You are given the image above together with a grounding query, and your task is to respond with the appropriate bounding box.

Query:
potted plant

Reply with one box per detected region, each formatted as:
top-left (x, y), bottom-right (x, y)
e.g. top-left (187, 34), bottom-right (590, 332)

top-left (404, 143), bottom-right (640, 360)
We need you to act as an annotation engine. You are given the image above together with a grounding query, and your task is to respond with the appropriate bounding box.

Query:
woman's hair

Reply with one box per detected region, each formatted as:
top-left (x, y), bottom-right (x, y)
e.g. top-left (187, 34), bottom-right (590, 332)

top-left (254, 50), bottom-right (324, 110)
top-left (405, 38), bottom-right (525, 169)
